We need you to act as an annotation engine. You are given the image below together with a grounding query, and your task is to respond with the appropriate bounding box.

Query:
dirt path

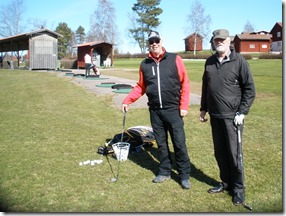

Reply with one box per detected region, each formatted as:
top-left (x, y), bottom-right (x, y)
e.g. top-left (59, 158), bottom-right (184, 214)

top-left (57, 69), bottom-right (201, 109)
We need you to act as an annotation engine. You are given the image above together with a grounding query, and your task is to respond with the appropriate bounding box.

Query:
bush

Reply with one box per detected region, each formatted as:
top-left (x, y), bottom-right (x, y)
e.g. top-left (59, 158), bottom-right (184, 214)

top-left (259, 53), bottom-right (282, 59)
top-left (25, 60), bottom-right (29, 68)
top-left (178, 53), bottom-right (212, 59)
top-left (241, 54), bottom-right (252, 60)
top-left (115, 53), bottom-right (147, 59)
top-left (60, 59), bottom-right (77, 69)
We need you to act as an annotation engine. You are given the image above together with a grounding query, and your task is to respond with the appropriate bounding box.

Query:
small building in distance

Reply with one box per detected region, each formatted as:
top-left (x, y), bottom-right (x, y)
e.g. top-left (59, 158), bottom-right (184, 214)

top-left (0, 28), bottom-right (62, 70)
top-left (74, 41), bottom-right (113, 69)
top-left (233, 32), bottom-right (271, 53)
top-left (184, 33), bottom-right (203, 52)
top-left (270, 22), bottom-right (282, 52)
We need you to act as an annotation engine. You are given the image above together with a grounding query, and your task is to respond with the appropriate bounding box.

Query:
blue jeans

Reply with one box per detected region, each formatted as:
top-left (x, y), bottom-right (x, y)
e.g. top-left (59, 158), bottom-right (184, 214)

top-left (149, 107), bottom-right (191, 180)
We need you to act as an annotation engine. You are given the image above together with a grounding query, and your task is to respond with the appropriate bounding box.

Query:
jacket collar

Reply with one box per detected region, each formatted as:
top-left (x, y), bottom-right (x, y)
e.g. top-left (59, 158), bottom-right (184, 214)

top-left (148, 47), bottom-right (166, 62)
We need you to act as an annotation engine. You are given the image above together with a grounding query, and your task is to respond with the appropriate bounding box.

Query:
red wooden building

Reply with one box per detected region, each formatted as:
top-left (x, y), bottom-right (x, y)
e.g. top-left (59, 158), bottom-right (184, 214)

top-left (270, 22), bottom-right (282, 52)
top-left (233, 33), bottom-right (271, 53)
top-left (184, 33), bottom-right (203, 51)
top-left (74, 41), bottom-right (113, 69)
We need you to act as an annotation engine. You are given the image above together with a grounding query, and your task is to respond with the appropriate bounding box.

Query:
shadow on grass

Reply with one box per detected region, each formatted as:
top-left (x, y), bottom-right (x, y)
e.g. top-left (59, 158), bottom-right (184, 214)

top-left (127, 145), bottom-right (219, 187)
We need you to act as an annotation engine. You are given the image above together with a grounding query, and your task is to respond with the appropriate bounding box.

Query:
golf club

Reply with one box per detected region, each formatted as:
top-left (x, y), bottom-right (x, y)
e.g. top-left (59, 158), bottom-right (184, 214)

top-left (237, 124), bottom-right (253, 211)
top-left (109, 111), bottom-right (127, 183)
top-left (105, 153), bottom-right (117, 182)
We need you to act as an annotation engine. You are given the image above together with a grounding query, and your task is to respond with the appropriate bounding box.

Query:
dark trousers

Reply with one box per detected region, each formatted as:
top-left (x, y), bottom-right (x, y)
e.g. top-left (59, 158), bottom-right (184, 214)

top-left (149, 107), bottom-right (191, 180)
top-left (85, 63), bottom-right (91, 77)
top-left (210, 117), bottom-right (245, 193)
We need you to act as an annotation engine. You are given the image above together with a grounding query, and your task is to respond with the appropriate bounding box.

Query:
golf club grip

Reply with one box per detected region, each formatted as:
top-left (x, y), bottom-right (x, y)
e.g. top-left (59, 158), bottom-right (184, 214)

top-left (237, 124), bottom-right (242, 144)
top-left (123, 111), bottom-right (126, 129)
top-left (120, 111), bottom-right (126, 143)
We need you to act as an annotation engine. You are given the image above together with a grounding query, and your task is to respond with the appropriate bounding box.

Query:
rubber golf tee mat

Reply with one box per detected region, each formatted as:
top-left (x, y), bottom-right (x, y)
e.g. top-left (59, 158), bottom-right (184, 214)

top-left (113, 89), bottom-right (132, 94)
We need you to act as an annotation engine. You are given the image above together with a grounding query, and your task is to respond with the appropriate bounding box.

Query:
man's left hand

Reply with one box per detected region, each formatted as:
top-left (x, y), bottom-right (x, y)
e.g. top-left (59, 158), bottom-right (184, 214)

top-left (234, 113), bottom-right (245, 125)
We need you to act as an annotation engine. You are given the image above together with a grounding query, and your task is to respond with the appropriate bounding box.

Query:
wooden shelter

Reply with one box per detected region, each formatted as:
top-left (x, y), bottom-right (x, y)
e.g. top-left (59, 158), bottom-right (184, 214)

top-left (0, 28), bottom-right (62, 70)
top-left (74, 41), bottom-right (113, 68)
top-left (184, 33), bottom-right (203, 51)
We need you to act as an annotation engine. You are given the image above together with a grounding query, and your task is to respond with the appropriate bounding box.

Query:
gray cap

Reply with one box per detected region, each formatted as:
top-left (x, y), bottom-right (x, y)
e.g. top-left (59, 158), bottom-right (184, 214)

top-left (212, 29), bottom-right (229, 40)
top-left (148, 31), bottom-right (162, 40)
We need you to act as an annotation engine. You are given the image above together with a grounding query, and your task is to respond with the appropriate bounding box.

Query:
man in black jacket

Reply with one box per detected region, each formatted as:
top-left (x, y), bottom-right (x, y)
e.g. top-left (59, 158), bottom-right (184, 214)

top-left (200, 29), bottom-right (255, 205)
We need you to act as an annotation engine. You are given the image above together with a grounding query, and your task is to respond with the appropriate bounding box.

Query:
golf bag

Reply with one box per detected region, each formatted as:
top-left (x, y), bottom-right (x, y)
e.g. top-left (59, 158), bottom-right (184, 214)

top-left (97, 126), bottom-right (156, 155)
top-left (90, 64), bottom-right (101, 76)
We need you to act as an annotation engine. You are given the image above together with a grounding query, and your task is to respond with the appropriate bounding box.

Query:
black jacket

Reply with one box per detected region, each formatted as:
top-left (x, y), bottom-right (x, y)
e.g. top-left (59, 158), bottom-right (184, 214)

top-left (141, 52), bottom-right (181, 109)
top-left (200, 48), bottom-right (255, 118)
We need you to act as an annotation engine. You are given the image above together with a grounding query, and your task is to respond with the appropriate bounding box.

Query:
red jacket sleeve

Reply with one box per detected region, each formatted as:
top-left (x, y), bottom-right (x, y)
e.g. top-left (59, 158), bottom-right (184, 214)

top-left (122, 66), bottom-right (146, 105)
top-left (176, 55), bottom-right (190, 110)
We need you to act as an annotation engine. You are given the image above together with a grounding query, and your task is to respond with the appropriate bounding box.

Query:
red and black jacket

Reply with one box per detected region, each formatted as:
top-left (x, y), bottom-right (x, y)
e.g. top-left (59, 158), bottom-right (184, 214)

top-left (123, 49), bottom-right (190, 110)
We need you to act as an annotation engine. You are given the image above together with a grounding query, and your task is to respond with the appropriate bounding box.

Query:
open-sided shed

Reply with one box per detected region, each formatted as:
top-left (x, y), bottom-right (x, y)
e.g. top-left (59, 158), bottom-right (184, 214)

top-left (0, 28), bottom-right (62, 70)
top-left (74, 41), bottom-right (113, 68)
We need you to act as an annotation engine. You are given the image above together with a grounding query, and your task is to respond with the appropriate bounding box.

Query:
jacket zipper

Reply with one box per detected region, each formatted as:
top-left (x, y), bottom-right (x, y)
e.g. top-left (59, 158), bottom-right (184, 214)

top-left (156, 62), bottom-right (162, 108)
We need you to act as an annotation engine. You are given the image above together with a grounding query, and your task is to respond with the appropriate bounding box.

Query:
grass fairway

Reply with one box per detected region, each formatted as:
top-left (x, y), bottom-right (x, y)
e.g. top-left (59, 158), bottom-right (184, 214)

top-left (0, 59), bottom-right (282, 212)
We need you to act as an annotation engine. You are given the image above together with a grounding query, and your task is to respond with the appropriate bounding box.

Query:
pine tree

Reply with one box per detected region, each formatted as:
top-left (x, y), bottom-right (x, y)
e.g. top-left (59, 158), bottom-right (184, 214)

top-left (129, 0), bottom-right (162, 53)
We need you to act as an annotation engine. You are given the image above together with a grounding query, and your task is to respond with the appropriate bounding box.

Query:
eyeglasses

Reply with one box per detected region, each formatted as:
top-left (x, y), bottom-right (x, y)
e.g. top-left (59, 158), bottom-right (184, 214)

top-left (149, 39), bottom-right (160, 45)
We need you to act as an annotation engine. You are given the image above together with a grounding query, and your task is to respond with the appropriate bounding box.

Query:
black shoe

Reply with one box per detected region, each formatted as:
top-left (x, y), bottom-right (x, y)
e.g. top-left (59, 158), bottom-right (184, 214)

top-left (152, 175), bottom-right (170, 183)
top-left (208, 182), bottom-right (228, 194)
top-left (232, 192), bottom-right (244, 205)
top-left (181, 179), bottom-right (191, 190)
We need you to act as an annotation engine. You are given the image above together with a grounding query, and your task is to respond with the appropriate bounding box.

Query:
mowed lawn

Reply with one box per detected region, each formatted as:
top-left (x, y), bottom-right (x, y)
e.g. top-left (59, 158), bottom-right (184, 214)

top-left (0, 59), bottom-right (282, 212)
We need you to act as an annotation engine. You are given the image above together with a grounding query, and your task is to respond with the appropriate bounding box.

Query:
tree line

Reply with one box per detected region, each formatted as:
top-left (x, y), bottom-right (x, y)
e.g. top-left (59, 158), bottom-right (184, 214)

top-left (0, 0), bottom-right (255, 59)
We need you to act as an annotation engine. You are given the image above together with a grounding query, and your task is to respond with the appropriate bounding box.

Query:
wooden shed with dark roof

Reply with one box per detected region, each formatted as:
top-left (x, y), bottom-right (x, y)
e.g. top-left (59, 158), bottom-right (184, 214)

top-left (0, 28), bottom-right (62, 70)
top-left (233, 33), bottom-right (271, 53)
top-left (184, 33), bottom-right (203, 51)
top-left (74, 41), bottom-right (113, 69)
top-left (270, 22), bottom-right (282, 52)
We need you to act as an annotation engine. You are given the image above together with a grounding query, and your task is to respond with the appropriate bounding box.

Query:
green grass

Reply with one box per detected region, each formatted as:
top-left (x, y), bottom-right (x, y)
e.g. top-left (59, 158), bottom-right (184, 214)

top-left (0, 58), bottom-right (282, 212)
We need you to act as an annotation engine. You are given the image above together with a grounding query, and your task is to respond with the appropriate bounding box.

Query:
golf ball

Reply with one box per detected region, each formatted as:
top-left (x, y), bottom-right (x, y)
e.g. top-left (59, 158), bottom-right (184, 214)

top-left (110, 178), bottom-right (117, 182)
top-left (94, 159), bottom-right (103, 164)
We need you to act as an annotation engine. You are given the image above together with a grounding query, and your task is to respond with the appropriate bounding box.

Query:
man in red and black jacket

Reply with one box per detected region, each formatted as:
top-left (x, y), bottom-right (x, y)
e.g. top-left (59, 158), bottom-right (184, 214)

top-left (122, 30), bottom-right (191, 190)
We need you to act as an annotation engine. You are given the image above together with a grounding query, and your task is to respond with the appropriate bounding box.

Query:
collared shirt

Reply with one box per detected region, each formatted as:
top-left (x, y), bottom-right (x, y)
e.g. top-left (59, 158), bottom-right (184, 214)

top-left (216, 48), bottom-right (231, 63)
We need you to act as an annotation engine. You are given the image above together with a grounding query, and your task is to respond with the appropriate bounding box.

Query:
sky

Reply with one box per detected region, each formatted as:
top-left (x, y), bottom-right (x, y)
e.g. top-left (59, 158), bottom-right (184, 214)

top-left (0, 0), bottom-right (283, 54)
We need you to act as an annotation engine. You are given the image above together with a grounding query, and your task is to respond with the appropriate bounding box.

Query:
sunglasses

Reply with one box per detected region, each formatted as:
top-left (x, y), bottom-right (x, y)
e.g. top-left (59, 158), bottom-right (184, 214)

top-left (149, 39), bottom-right (160, 45)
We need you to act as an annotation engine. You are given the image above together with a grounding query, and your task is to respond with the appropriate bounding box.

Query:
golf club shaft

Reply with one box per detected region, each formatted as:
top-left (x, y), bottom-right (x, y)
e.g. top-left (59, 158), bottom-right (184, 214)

top-left (116, 111), bottom-right (127, 181)
top-left (237, 124), bottom-right (253, 211)
top-left (120, 111), bottom-right (126, 143)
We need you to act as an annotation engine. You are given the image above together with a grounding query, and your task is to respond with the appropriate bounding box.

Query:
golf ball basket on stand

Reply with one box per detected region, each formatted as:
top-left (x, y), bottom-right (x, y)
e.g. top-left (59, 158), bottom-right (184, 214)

top-left (112, 142), bottom-right (130, 162)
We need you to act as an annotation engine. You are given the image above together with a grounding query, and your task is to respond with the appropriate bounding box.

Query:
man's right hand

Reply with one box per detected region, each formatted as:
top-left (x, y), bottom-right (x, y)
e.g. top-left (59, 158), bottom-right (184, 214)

top-left (200, 111), bottom-right (208, 122)
top-left (122, 104), bottom-right (129, 113)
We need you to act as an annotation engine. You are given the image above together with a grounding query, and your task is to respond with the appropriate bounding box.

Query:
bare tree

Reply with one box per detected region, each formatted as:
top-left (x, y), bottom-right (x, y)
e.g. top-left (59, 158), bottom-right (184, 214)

top-left (244, 20), bottom-right (255, 33)
top-left (185, 0), bottom-right (211, 55)
top-left (27, 18), bottom-right (47, 31)
top-left (0, 0), bottom-right (26, 37)
top-left (86, 0), bottom-right (119, 45)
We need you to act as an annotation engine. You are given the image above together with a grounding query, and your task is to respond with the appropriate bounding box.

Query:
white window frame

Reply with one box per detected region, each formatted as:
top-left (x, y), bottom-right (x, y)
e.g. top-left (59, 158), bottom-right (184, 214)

top-left (249, 44), bottom-right (255, 49)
